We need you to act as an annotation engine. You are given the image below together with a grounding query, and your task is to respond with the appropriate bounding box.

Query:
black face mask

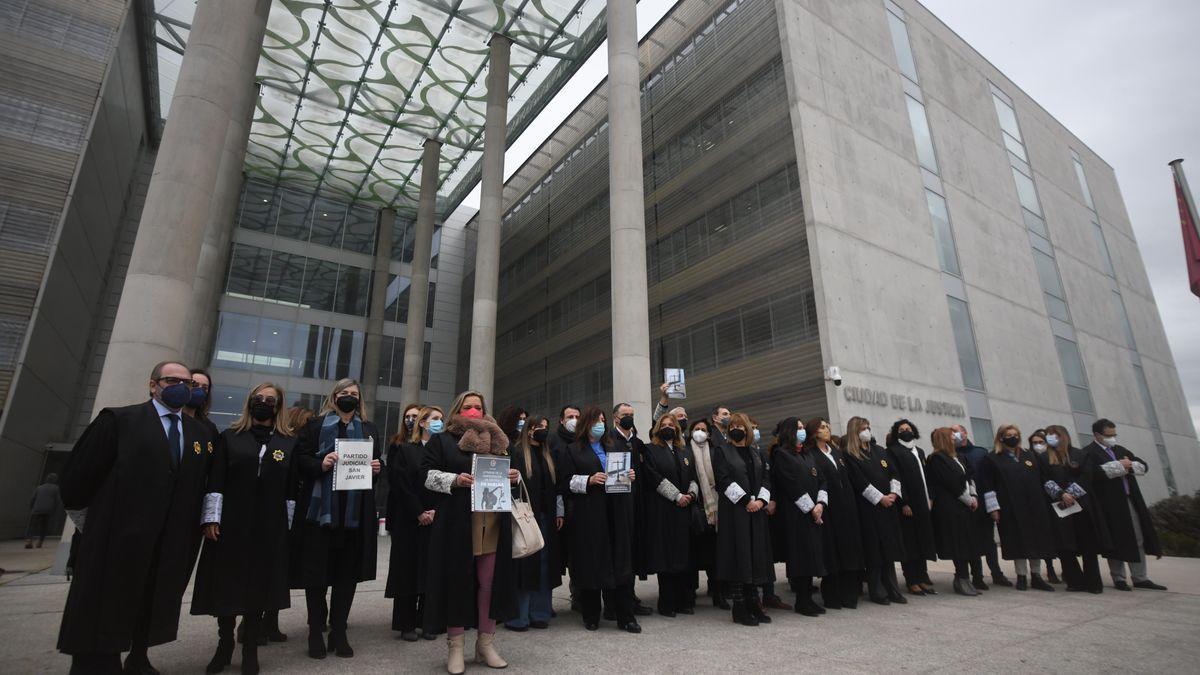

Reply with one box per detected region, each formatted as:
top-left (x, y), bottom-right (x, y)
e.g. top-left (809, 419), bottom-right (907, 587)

top-left (250, 402), bottom-right (275, 422)
top-left (618, 415), bottom-right (635, 430)
top-left (404, 417), bottom-right (416, 429)
top-left (532, 429), bottom-right (549, 444)
top-left (898, 430), bottom-right (915, 443)
top-left (1002, 436), bottom-right (1020, 449)
top-left (335, 395), bottom-right (359, 414)
top-left (657, 427), bottom-right (677, 442)
top-left (728, 428), bottom-right (747, 443)
top-left (679, 418), bottom-right (688, 430)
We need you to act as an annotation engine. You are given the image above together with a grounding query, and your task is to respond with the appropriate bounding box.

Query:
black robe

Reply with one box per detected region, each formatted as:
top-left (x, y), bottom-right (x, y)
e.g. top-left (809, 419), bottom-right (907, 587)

top-left (770, 446), bottom-right (827, 580)
top-left (546, 424), bottom-right (576, 576)
top-left (712, 441), bottom-right (774, 585)
top-left (557, 439), bottom-right (637, 590)
top-left (640, 441), bottom-right (697, 574)
top-left (1037, 447), bottom-right (1112, 556)
top-left (610, 428), bottom-right (651, 578)
top-left (58, 401), bottom-right (214, 654)
top-left (843, 443), bottom-right (905, 565)
top-left (813, 445), bottom-right (865, 573)
top-left (888, 442), bottom-right (937, 562)
top-left (1081, 442), bottom-right (1161, 562)
top-left (957, 443), bottom-right (996, 557)
top-left (385, 441), bottom-right (436, 598)
top-left (687, 437), bottom-right (719, 574)
top-left (512, 442), bottom-right (563, 592)
top-left (978, 449), bottom-right (1055, 560)
top-left (192, 427), bottom-right (298, 616)
top-left (925, 452), bottom-right (976, 561)
top-left (420, 430), bottom-right (518, 631)
top-left (289, 415), bottom-right (380, 588)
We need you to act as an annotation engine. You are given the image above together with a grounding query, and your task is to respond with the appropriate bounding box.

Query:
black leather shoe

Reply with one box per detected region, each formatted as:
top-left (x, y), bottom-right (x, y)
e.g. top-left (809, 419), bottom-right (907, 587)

top-left (400, 630), bottom-right (419, 641)
top-left (1015, 575), bottom-right (1028, 591)
top-left (206, 638), bottom-right (234, 674)
top-left (618, 621), bottom-right (642, 634)
top-left (530, 620), bottom-right (550, 629)
top-left (657, 609), bottom-right (676, 618)
top-left (633, 604), bottom-right (653, 616)
top-left (676, 607), bottom-right (695, 615)
top-left (585, 621), bottom-right (599, 631)
top-left (123, 654), bottom-right (160, 675)
top-left (328, 630), bottom-right (354, 658)
top-left (307, 629), bottom-right (327, 659)
top-left (971, 577), bottom-right (990, 591)
top-left (504, 624), bottom-right (528, 632)
top-left (1030, 574), bottom-right (1055, 592)
top-left (886, 589), bottom-right (907, 604)
top-left (1134, 580), bottom-right (1168, 591)
top-left (1114, 580), bottom-right (1132, 591)
top-left (921, 584), bottom-right (938, 595)
top-left (869, 595), bottom-right (890, 606)
top-left (992, 574), bottom-right (1014, 587)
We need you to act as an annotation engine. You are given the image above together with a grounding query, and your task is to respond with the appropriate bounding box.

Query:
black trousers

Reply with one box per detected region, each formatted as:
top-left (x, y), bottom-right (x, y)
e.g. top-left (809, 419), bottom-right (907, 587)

top-left (866, 562), bottom-right (901, 599)
top-left (391, 593), bottom-right (424, 632)
top-left (953, 559), bottom-right (969, 578)
top-left (306, 583), bottom-right (356, 632)
top-left (901, 558), bottom-right (930, 587)
top-left (820, 571), bottom-right (860, 607)
top-left (656, 572), bottom-right (689, 613)
top-left (26, 513), bottom-right (49, 543)
top-left (68, 653), bottom-right (122, 675)
top-left (579, 582), bottom-right (634, 625)
top-left (1060, 554), bottom-right (1102, 590)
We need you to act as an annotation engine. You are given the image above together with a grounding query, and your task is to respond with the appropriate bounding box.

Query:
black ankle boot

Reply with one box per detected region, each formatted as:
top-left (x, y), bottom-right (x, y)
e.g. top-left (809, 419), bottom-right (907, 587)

top-left (263, 610), bottom-right (287, 642)
top-left (731, 600), bottom-right (759, 626)
top-left (307, 628), bottom-right (327, 659)
top-left (329, 629), bottom-right (354, 658)
top-left (1030, 574), bottom-right (1055, 592)
top-left (748, 598), bottom-right (772, 624)
top-left (207, 618), bottom-right (235, 674)
top-left (1015, 575), bottom-right (1028, 591)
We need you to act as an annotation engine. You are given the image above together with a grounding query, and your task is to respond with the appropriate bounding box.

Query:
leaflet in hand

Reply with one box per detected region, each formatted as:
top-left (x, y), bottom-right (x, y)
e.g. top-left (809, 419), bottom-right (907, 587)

top-left (664, 368), bottom-right (687, 399)
top-left (472, 455), bottom-right (512, 512)
top-left (333, 438), bottom-right (373, 491)
top-left (1053, 500), bottom-right (1082, 518)
top-left (605, 452), bottom-right (632, 494)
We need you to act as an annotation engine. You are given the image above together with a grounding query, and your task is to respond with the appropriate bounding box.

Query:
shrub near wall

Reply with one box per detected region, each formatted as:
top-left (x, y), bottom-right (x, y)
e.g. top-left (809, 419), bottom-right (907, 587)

top-left (1150, 491), bottom-right (1200, 558)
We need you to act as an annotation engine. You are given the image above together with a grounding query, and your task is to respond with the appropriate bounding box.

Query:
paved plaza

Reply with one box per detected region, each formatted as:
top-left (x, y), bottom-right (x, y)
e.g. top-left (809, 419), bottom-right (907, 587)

top-left (2, 539), bottom-right (1199, 673)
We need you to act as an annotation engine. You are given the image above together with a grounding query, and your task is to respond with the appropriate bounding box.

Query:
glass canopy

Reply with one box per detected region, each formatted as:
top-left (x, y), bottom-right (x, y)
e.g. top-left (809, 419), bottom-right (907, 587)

top-left (242, 0), bottom-right (610, 214)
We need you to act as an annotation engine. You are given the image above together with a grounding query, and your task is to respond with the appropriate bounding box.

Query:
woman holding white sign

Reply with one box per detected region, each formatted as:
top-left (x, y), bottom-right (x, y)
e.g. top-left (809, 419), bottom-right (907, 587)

top-left (421, 390), bottom-right (520, 674)
top-left (289, 378), bottom-right (381, 660)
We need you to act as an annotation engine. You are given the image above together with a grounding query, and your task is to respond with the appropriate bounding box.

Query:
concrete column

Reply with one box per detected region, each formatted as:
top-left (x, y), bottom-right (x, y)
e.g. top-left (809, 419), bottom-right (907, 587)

top-left (183, 83), bottom-right (262, 367)
top-left (90, 0), bottom-right (271, 413)
top-left (467, 34), bottom-right (512, 405)
top-left (361, 209), bottom-right (396, 407)
top-left (399, 139), bottom-right (442, 406)
top-left (606, 0), bottom-right (653, 425)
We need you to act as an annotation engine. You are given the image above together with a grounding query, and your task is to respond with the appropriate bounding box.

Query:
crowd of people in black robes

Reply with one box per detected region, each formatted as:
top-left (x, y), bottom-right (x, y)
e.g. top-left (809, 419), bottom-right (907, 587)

top-left (57, 367), bottom-right (1171, 674)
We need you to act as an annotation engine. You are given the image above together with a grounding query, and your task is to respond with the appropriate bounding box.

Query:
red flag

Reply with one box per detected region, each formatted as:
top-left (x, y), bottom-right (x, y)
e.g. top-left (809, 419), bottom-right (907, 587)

top-left (1172, 161), bottom-right (1200, 299)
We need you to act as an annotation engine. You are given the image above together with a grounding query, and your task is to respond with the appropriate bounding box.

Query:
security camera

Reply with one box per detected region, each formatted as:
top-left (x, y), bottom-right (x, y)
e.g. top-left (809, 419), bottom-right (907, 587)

top-left (825, 366), bottom-right (842, 387)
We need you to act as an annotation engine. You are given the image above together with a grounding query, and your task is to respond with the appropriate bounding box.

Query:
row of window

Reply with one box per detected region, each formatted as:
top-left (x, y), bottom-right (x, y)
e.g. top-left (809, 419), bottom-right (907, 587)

top-left (225, 243), bottom-right (374, 317)
top-left (496, 273), bottom-right (612, 360)
top-left (376, 336), bottom-right (432, 390)
top-left (213, 311), bottom-right (365, 380)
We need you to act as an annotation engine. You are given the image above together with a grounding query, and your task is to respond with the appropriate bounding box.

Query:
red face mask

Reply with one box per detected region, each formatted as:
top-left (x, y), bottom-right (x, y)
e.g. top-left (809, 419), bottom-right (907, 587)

top-left (461, 407), bottom-right (483, 419)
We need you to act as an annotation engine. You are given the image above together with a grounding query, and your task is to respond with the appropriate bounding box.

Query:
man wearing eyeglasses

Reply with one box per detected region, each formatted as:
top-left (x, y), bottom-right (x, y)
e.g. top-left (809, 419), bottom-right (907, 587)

top-left (57, 360), bottom-right (217, 675)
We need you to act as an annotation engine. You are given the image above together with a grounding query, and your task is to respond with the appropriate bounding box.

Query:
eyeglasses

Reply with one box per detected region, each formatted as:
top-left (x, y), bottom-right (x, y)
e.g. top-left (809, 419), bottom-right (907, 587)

top-left (253, 396), bottom-right (278, 407)
top-left (156, 377), bottom-right (196, 388)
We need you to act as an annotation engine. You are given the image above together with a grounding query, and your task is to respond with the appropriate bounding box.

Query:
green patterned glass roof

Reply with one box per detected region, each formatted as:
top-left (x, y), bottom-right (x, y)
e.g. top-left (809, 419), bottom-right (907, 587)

top-left (244, 0), bottom-right (611, 214)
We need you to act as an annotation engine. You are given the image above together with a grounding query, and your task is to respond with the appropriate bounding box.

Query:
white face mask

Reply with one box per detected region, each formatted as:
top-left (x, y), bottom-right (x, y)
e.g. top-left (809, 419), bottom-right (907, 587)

top-left (564, 418), bottom-right (578, 434)
top-left (1032, 443), bottom-right (1047, 452)
top-left (1101, 435), bottom-right (1117, 448)
top-left (692, 429), bottom-right (708, 444)
top-left (952, 430), bottom-right (964, 444)
top-left (1045, 434), bottom-right (1059, 448)
top-left (859, 429), bottom-right (872, 442)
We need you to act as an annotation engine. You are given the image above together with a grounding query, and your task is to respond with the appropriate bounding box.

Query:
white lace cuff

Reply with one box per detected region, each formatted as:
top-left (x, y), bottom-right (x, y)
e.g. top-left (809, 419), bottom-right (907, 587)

top-left (1131, 461), bottom-right (1147, 476)
top-left (862, 485), bottom-right (884, 505)
top-left (958, 486), bottom-right (974, 506)
top-left (889, 479), bottom-right (903, 498)
top-left (202, 493), bottom-right (222, 525)
top-left (725, 482), bottom-right (747, 504)
top-left (757, 487), bottom-right (771, 503)
top-left (688, 481), bottom-right (700, 497)
top-left (1101, 460), bottom-right (1127, 479)
top-left (816, 490), bottom-right (828, 506)
top-left (286, 500), bottom-right (296, 529)
top-left (968, 480), bottom-right (977, 497)
top-left (1043, 481), bottom-right (1063, 500)
top-left (425, 469), bottom-right (457, 494)
top-left (570, 474), bottom-right (589, 494)
top-left (556, 495), bottom-right (565, 518)
top-left (984, 491), bottom-right (1000, 513)
top-left (797, 493), bottom-right (815, 513)
top-left (657, 478), bottom-right (682, 503)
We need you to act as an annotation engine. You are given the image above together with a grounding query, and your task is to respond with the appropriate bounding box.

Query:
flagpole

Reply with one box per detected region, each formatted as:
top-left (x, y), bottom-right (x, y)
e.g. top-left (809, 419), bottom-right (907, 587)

top-left (1169, 159), bottom-right (1200, 244)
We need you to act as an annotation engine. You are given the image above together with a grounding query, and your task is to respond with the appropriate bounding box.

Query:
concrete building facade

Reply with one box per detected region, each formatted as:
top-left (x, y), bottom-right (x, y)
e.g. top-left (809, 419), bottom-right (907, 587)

top-left (457, 0), bottom-right (1199, 503)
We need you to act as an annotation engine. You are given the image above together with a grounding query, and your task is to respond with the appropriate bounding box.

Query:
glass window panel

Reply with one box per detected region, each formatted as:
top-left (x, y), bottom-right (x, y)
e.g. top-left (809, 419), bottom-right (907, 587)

top-left (758, 168), bottom-right (789, 209)
top-left (1066, 385), bottom-right (1095, 414)
top-left (969, 417), bottom-right (993, 446)
top-left (335, 265), bottom-right (372, 316)
top-left (926, 190), bottom-right (959, 275)
top-left (1054, 336), bottom-right (1089, 388)
top-left (421, 341), bottom-right (432, 390)
top-left (1022, 209), bottom-right (1048, 238)
top-left (429, 227), bottom-right (442, 270)
top-left (209, 384), bottom-right (246, 430)
top-left (886, 9), bottom-right (919, 83)
top-left (947, 296), bottom-right (985, 391)
top-left (906, 96), bottom-right (938, 172)
top-left (333, 327), bottom-right (364, 380)
top-left (769, 292), bottom-right (802, 342)
top-left (300, 258), bottom-right (338, 312)
top-left (707, 202), bottom-right (732, 250)
top-left (730, 185), bottom-right (759, 231)
top-left (1132, 364), bottom-right (1160, 428)
top-left (1011, 167), bottom-right (1041, 216)
top-left (690, 324), bottom-right (717, 372)
top-left (342, 206), bottom-right (377, 255)
top-left (239, 182), bottom-right (275, 233)
top-left (1032, 249), bottom-right (1064, 298)
top-left (265, 251), bottom-right (305, 305)
top-left (1115, 292), bottom-right (1136, 349)
top-left (1072, 157), bottom-right (1095, 210)
top-left (309, 197), bottom-right (347, 248)
top-left (253, 316), bottom-right (299, 374)
top-left (275, 190), bottom-right (311, 242)
top-left (742, 305), bottom-right (773, 355)
top-left (1028, 229), bottom-right (1053, 255)
top-left (1045, 293), bottom-right (1070, 322)
top-left (226, 243), bottom-right (269, 299)
top-left (391, 217), bottom-right (412, 261)
top-left (212, 312), bottom-right (260, 370)
top-left (1092, 223), bottom-right (1116, 277)
top-left (714, 315), bottom-right (743, 366)
top-left (992, 95), bottom-right (1022, 142)
top-left (1002, 132), bottom-right (1027, 162)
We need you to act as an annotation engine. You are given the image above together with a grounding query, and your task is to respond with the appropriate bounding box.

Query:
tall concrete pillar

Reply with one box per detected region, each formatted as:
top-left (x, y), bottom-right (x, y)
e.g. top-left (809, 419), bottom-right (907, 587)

top-left (361, 209), bottom-right (396, 407)
top-left (606, 0), bottom-right (653, 425)
top-left (183, 82), bottom-right (263, 367)
top-left (399, 139), bottom-right (442, 406)
top-left (467, 34), bottom-right (512, 405)
top-left (90, 0), bottom-right (271, 413)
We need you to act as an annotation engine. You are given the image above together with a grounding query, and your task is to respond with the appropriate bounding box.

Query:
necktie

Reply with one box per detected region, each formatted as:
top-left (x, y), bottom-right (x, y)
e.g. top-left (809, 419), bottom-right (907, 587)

top-left (167, 413), bottom-right (181, 465)
top-left (1104, 447), bottom-right (1130, 494)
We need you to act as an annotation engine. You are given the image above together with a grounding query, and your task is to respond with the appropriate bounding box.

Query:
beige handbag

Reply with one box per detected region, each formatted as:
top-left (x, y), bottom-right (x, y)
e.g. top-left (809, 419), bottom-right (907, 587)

top-left (510, 474), bottom-right (545, 559)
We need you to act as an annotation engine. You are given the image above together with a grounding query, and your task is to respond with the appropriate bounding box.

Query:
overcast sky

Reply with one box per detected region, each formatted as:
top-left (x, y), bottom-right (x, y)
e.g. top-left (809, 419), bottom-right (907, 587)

top-left (459, 0), bottom-right (1200, 431)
